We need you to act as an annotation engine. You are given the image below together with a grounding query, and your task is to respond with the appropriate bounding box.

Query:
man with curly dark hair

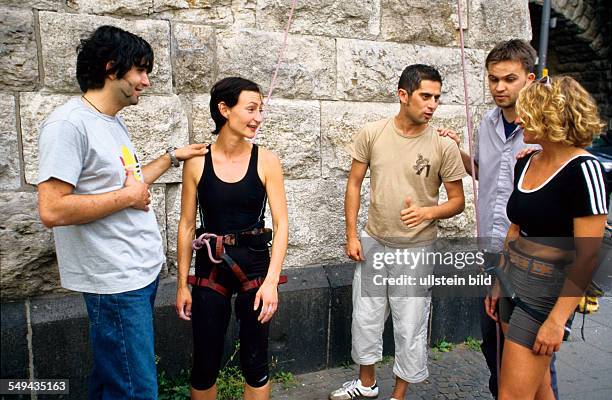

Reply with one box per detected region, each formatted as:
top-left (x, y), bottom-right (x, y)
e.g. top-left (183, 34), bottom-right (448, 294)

top-left (37, 25), bottom-right (206, 399)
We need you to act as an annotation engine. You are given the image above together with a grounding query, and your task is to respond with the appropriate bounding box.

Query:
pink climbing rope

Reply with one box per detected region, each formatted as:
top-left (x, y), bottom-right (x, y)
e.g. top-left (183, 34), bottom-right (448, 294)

top-left (192, 233), bottom-right (223, 264)
top-left (253, 0), bottom-right (298, 141)
top-left (456, 2), bottom-right (500, 391)
top-left (456, 0), bottom-right (480, 238)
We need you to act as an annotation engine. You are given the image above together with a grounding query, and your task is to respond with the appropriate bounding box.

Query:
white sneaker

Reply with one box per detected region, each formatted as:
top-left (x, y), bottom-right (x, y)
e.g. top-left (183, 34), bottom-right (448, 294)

top-left (329, 379), bottom-right (379, 400)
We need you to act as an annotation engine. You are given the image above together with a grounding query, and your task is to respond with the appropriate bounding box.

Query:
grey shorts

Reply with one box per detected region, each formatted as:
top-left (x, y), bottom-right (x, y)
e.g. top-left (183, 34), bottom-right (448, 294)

top-left (498, 261), bottom-right (565, 349)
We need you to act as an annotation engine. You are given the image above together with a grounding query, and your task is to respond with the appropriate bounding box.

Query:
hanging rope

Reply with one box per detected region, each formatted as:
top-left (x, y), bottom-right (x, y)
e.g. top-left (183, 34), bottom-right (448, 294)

top-left (253, 0), bottom-right (298, 142)
top-left (456, 0), bottom-right (480, 238)
top-left (456, 3), bottom-right (500, 393)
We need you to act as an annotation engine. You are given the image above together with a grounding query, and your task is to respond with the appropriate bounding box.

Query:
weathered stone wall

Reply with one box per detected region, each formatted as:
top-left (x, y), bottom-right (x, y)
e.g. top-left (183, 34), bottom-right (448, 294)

top-left (0, 0), bottom-right (532, 300)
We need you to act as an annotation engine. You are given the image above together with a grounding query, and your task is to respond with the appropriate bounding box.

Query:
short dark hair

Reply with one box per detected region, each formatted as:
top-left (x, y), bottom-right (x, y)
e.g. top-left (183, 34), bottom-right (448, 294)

top-left (209, 77), bottom-right (262, 135)
top-left (76, 25), bottom-right (154, 92)
top-left (398, 64), bottom-right (443, 95)
top-left (485, 39), bottom-right (537, 73)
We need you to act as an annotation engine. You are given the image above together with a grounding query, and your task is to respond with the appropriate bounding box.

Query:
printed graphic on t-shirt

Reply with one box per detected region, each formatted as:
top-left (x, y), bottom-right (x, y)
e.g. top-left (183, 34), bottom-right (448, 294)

top-left (119, 145), bottom-right (143, 181)
top-left (413, 154), bottom-right (431, 177)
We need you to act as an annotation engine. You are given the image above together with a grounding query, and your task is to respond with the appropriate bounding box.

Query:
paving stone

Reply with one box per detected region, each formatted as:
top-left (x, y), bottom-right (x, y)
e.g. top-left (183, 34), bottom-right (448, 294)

top-left (271, 345), bottom-right (495, 399)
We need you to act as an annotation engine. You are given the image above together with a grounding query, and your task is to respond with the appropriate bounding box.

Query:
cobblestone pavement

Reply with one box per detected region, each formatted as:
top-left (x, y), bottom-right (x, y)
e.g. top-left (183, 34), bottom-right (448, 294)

top-left (555, 297), bottom-right (612, 400)
top-left (272, 297), bottom-right (612, 400)
top-left (272, 345), bottom-right (492, 400)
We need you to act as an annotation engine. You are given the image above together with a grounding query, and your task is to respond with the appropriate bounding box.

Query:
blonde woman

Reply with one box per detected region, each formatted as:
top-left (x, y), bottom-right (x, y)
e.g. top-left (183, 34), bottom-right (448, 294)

top-left (485, 76), bottom-right (608, 399)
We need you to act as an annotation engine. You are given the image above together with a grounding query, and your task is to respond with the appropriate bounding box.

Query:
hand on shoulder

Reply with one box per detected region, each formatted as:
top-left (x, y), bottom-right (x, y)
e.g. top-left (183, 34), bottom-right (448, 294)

top-left (181, 145), bottom-right (207, 183)
top-left (175, 143), bottom-right (208, 161)
top-left (437, 128), bottom-right (461, 146)
top-left (515, 146), bottom-right (539, 160)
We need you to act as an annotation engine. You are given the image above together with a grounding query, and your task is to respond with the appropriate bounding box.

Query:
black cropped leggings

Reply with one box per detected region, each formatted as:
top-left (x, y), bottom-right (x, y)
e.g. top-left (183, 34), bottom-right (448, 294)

top-left (190, 243), bottom-right (271, 391)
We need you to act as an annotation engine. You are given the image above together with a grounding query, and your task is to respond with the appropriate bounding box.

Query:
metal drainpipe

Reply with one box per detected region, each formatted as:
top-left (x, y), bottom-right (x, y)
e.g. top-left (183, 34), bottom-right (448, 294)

top-left (538, 0), bottom-right (552, 78)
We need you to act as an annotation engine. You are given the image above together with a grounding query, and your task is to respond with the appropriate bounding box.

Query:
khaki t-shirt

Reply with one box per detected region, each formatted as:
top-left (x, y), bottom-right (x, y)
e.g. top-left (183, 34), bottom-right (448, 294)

top-left (349, 118), bottom-right (466, 246)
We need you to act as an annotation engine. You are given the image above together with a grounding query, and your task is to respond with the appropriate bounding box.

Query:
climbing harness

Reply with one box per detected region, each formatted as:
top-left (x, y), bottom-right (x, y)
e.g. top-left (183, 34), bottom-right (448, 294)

top-left (188, 194), bottom-right (287, 296)
top-left (189, 228), bottom-right (287, 297)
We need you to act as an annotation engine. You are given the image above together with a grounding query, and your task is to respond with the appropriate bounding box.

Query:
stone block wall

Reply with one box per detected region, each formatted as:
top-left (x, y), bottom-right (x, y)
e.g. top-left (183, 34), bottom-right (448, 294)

top-left (0, 0), bottom-right (532, 300)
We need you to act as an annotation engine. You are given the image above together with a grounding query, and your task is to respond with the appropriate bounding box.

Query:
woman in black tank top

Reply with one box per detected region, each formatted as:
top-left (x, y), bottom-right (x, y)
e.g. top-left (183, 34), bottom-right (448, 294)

top-left (175, 77), bottom-right (288, 400)
top-left (198, 142), bottom-right (267, 234)
top-left (485, 76), bottom-right (608, 399)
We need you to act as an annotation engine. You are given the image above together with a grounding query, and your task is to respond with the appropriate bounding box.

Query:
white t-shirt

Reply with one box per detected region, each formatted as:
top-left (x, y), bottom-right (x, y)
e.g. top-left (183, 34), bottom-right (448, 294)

top-left (37, 97), bottom-right (164, 294)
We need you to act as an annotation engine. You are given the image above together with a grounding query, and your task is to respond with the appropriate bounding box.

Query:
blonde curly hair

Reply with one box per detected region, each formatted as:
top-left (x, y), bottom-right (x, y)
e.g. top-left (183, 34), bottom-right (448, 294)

top-left (516, 75), bottom-right (605, 147)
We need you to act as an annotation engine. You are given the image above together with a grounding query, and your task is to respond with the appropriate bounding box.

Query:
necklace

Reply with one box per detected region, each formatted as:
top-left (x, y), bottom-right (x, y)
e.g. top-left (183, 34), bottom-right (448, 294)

top-left (82, 95), bottom-right (103, 114)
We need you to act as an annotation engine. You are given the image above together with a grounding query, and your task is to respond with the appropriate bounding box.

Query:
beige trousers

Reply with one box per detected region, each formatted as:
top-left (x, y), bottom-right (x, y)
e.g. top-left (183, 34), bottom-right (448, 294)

top-left (351, 231), bottom-right (433, 383)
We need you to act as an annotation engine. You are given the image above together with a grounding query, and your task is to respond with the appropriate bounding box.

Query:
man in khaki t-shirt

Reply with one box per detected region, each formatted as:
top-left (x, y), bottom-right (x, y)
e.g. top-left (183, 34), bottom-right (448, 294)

top-left (353, 119), bottom-right (466, 246)
top-left (330, 64), bottom-right (466, 400)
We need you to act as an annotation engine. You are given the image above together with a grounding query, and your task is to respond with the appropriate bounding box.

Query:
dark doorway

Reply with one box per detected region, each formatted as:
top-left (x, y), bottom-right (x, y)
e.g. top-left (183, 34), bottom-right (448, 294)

top-left (529, 1), bottom-right (611, 129)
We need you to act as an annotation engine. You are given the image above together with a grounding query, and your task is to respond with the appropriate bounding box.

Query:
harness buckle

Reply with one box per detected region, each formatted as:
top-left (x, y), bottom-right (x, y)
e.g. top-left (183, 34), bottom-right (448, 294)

top-left (190, 229), bottom-right (286, 297)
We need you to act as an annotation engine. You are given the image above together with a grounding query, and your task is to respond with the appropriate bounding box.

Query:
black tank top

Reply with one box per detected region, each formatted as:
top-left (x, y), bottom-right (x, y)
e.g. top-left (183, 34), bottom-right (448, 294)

top-left (197, 144), bottom-right (267, 234)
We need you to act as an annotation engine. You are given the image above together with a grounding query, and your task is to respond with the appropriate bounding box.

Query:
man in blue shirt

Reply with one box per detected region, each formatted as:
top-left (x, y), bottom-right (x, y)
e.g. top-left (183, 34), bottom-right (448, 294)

top-left (440, 39), bottom-right (559, 399)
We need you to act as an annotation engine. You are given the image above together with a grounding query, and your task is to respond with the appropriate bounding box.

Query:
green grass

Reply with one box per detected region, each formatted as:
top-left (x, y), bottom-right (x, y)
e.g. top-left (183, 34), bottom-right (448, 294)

top-left (157, 343), bottom-right (246, 400)
top-left (464, 336), bottom-right (482, 352)
top-left (431, 339), bottom-right (454, 353)
top-left (158, 369), bottom-right (190, 400)
top-left (157, 343), bottom-right (297, 400)
top-left (272, 371), bottom-right (298, 390)
top-left (216, 365), bottom-right (245, 400)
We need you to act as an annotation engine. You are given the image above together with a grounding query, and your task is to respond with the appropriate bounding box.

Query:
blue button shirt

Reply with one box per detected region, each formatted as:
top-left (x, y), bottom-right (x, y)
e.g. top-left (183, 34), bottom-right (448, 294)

top-left (476, 107), bottom-right (538, 250)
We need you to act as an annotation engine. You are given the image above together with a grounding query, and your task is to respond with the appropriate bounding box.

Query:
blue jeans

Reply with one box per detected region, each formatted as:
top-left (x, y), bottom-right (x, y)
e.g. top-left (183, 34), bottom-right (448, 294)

top-left (83, 277), bottom-right (159, 400)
